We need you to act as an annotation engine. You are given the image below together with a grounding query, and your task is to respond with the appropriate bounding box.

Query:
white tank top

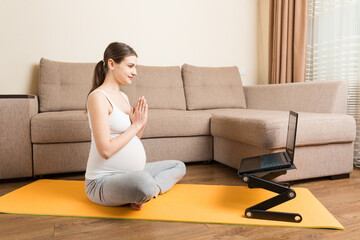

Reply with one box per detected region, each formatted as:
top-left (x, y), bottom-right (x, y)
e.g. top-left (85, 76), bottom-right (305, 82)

top-left (85, 89), bottom-right (146, 180)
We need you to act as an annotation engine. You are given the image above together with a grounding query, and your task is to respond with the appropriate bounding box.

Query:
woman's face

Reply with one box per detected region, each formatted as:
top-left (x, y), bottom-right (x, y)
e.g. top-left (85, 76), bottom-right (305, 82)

top-left (111, 55), bottom-right (137, 85)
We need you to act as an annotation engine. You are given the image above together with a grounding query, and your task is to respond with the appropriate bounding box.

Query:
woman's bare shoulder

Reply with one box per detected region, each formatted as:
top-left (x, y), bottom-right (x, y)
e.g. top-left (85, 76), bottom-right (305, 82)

top-left (88, 90), bottom-right (110, 112)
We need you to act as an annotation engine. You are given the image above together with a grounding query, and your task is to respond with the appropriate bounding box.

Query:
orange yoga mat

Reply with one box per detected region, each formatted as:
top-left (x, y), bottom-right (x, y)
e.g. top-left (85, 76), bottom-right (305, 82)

top-left (0, 180), bottom-right (343, 230)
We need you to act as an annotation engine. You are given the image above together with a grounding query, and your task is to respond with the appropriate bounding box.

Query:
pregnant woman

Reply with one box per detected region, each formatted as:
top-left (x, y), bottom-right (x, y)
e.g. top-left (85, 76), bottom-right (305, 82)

top-left (85, 42), bottom-right (186, 210)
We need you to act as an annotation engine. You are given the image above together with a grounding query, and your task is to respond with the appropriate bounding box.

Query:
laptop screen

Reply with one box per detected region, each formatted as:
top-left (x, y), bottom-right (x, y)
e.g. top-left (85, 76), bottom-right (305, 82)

top-left (286, 111), bottom-right (298, 162)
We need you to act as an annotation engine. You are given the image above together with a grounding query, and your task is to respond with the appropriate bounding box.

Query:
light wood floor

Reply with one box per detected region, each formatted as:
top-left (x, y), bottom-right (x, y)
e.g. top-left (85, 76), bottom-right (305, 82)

top-left (1, 162), bottom-right (359, 240)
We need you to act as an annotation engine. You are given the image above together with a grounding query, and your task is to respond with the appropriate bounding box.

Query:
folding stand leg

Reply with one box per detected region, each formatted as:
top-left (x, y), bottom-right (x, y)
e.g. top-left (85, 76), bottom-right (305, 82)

top-left (241, 174), bottom-right (302, 223)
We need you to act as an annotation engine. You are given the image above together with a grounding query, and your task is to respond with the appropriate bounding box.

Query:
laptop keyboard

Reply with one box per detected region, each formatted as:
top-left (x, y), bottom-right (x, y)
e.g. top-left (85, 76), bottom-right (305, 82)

top-left (260, 154), bottom-right (284, 168)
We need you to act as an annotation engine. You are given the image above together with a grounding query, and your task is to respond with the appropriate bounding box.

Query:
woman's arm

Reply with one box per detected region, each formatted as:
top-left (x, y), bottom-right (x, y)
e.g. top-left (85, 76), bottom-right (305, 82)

top-left (88, 92), bottom-right (143, 159)
top-left (136, 124), bottom-right (146, 139)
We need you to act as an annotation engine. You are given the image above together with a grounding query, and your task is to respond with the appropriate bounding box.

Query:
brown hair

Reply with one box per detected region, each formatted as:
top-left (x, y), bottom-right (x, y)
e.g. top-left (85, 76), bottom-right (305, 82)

top-left (88, 42), bottom-right (137, 96)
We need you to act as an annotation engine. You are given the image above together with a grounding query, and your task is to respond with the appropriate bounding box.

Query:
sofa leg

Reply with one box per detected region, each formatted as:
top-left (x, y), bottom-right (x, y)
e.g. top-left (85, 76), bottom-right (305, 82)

top-left (203, 160), bottom-right (213, 164)
top-left (329, 173), bottom-right (350, 180)
top-left (33, 175), bottom-right (44, 179)
top-left (284, 181), bottom-right (295, 187)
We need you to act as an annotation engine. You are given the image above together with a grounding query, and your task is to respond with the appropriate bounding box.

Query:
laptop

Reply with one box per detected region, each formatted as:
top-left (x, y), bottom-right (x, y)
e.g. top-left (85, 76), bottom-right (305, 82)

top-left (238, 111), bottom-right (298, 176)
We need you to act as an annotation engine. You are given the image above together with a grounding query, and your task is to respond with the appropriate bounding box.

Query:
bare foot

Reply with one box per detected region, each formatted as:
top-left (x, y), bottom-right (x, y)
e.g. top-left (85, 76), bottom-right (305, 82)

top-left (130, 203), bottom-right (144, 211)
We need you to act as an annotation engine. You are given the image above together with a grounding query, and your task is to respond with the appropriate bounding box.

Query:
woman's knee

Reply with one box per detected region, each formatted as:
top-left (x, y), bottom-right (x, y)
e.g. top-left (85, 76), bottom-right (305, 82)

top-left (176, 160), bottom-right (186, 177)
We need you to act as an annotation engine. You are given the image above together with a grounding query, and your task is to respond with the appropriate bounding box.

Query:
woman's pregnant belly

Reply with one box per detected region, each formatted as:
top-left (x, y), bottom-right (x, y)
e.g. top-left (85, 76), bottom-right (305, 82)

top-left (86, 135), bottom-right (146, 179)
top-left (106, 136), bottom-right (146, 172)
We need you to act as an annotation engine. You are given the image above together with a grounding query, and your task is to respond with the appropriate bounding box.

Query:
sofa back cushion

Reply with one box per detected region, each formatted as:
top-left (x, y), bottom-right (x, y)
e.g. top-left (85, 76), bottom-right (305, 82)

top-left (121, 65), bottom-right (186, 110)
top-left (38, 58), bottom-right (95, 112)
top-left (181, 64), bottom-right (247, 110)
top-left (39, 59), bottom-right (186, 111)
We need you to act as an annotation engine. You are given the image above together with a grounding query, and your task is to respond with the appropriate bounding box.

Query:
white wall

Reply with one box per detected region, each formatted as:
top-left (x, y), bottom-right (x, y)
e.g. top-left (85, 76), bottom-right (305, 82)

top-left (0, 0), bottom-right (259, 95)
top-left (258, 0), bottom-right (269, 85)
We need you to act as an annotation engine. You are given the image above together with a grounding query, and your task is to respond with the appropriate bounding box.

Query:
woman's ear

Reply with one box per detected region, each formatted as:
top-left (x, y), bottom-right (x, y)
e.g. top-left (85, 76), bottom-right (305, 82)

top-left (107, 58), bottom-right (115, 70)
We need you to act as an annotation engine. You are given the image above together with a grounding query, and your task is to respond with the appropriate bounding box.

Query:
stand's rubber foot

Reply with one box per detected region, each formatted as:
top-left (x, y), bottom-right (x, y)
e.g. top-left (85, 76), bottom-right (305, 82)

top-left (245, 209), bottom-right (302, 223)
top-left (242, 176), bottom-right (249, 183)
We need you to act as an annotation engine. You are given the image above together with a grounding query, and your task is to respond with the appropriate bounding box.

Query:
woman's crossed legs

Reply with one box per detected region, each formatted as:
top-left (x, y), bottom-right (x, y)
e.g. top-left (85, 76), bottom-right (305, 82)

top-left (85, 160), bottom-right (186, 210)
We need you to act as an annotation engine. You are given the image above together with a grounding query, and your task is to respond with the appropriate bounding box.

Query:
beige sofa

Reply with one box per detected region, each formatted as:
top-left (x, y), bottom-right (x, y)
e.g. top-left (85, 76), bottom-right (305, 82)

top-left (0, 58), bottom-right (356, 182)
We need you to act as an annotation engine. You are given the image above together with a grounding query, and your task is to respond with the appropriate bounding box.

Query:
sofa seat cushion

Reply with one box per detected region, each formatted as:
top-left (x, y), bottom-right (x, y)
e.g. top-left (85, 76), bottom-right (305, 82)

top-left (142, 109), bottom-right (213, 138)
top-left (211, 109), bottom-right (356, 149)
top-left (31, 109), bottom-right (213, 143)
top-left (31, 111), bottom-right (91, 143)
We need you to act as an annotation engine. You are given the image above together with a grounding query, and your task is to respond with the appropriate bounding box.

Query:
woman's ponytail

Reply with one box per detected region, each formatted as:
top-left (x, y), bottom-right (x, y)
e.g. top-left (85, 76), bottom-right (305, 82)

top-left (85, 60), bottom-right (106, 111)
top-left (88, 60), bottom-right (106, 96)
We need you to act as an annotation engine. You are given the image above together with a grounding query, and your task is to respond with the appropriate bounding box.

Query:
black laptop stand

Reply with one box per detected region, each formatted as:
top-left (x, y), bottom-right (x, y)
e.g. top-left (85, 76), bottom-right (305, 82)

top-left (240, 170), bottom-right (302, 223)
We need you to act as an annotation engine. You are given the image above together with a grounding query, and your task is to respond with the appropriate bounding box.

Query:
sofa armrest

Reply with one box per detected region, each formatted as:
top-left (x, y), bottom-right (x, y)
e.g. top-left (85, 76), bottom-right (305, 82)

top-left (0, 94), bottom-right (38, 179)
top-left (243, 81), bottom-right (348, 114)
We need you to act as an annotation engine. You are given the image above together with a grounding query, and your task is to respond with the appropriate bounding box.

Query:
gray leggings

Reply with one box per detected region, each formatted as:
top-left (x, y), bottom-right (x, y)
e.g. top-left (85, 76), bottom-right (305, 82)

top-left (85, 160), bottom-right (186, 207)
